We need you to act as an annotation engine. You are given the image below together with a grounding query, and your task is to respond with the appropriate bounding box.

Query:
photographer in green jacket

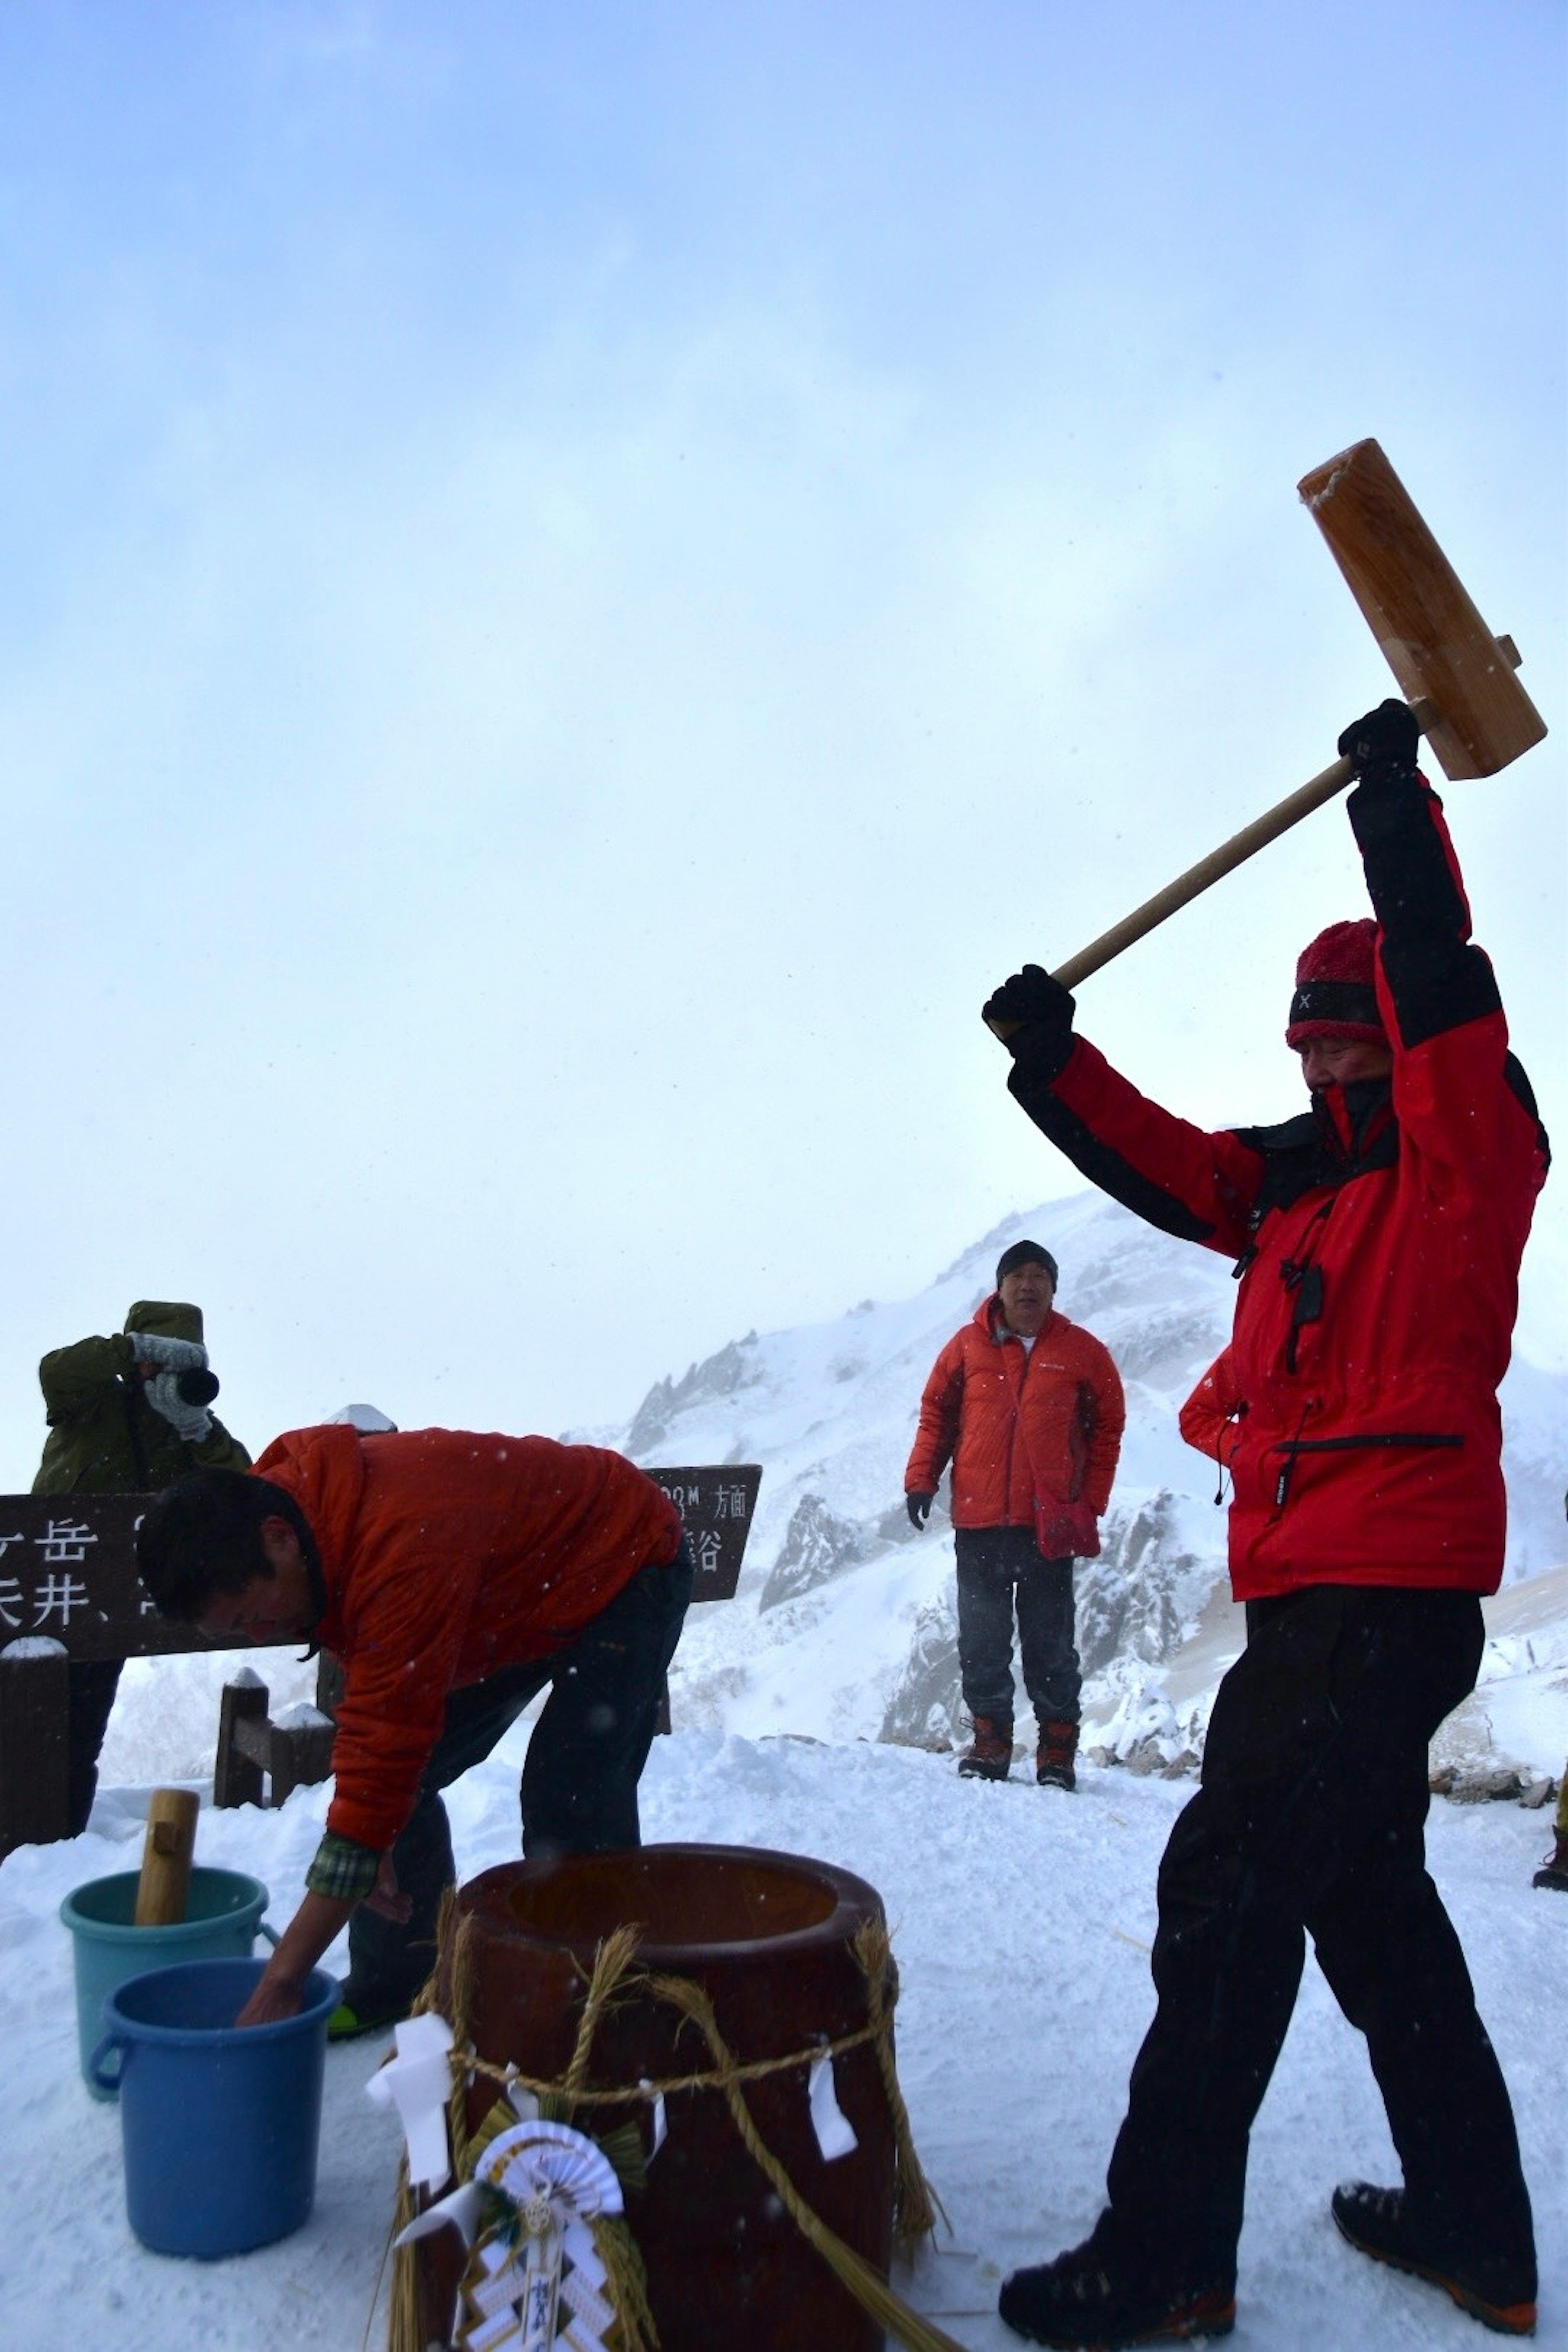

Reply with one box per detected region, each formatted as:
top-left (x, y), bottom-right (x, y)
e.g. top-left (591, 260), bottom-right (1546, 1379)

top-left (34, 1299), bottom-right (250, 1833)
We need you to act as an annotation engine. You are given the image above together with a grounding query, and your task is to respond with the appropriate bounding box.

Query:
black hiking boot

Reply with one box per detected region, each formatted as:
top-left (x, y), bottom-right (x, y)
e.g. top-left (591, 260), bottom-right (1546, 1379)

top-left (958, 1715), bottom-right (1013, 1780)
top-left (1331, 2181), bottom-right (1537, 2336)
top-left (999, 2233), bottom-right (1235, 2347)
top-left (1531, 1832), bottom-right (1568, 1893)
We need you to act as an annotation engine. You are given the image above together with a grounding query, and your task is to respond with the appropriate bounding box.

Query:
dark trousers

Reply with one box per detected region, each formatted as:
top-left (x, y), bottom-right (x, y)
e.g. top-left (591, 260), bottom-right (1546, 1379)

top-left (68, 1659), bottom-right (124, 1835)
top-left (345, 1541), bottom-right (693, 2011)
top-left (1100, 1584), bottom-right (1534, 2290)
top-left (954, 1525), bottom-right (1080, 1728)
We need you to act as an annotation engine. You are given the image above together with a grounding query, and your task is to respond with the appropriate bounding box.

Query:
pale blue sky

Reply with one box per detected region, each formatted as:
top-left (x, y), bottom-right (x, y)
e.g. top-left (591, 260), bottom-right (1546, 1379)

top-left (2, 0), bottom-right (1563, 1456)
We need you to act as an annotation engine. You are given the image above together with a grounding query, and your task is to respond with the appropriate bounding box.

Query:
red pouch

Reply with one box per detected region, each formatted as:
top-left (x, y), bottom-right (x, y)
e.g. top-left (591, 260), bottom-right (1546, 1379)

top-left (1033, 1494), bottom-right (1099, 1559)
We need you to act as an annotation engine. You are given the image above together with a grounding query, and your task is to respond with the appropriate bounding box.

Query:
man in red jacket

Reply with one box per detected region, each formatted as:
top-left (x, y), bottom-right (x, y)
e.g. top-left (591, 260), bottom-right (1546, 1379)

top-left (905, 1241), bottom-right (1124, 1788)
top-left (982, 703), bottom-right (1546, 2347)
top-left (136, 1425), bottom-right (691, 2033)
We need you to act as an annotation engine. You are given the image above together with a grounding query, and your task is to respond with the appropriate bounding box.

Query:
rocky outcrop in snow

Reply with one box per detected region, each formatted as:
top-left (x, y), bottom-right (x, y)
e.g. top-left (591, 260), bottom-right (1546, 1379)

top-left (1078, 1492), bottom-right (1223, 1677)
top-left (626, 1332), bottom-right (763, 1452)
top-left (878, 1592), bottom-right (962, 1748)
top-left (758, 1492), bottom-right (868, 1611)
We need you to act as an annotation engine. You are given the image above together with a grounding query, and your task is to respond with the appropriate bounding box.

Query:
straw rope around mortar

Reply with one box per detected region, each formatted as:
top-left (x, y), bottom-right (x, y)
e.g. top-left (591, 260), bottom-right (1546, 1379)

top-left (383, 1902), bottom-right (966, 2352)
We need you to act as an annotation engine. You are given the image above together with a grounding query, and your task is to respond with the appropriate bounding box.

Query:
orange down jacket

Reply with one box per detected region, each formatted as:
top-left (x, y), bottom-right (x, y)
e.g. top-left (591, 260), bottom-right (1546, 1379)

top-left (904, 1300), bottom-right (1125, 1534)
top-left (252, 1423), bottom-right (682, 1854)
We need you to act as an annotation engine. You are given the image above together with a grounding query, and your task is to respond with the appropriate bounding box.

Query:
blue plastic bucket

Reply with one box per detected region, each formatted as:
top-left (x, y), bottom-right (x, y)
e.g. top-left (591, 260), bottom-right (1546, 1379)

top-left (60, 1865), bottom-right (273, 2099)
top-left (88, 1956), bottom-right (339, 2257)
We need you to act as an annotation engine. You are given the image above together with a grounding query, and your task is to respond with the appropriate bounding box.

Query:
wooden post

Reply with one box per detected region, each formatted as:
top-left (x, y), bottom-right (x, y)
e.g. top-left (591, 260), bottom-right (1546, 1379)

top-left (0, 1638), bottom-right (71, 1856)
top-left (134, 1786), bottom-right (200, 1925)
top-left (214, 1670), bottom-right (268, 1809)
top-left (267, 1709), bottom-right (337, 1808)
top-left (314, 1655), bottom-right (345, 1718)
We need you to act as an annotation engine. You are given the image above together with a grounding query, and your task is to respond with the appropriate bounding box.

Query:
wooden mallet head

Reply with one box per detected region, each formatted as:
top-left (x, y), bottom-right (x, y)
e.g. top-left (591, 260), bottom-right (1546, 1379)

top-left (1297, 437), bottom-right (1546, 780)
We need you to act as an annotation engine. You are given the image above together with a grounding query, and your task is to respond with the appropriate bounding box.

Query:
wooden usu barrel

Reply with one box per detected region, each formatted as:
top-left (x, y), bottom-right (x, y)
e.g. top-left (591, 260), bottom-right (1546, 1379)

top-left (419, 1842), bottom-right (897, 2350)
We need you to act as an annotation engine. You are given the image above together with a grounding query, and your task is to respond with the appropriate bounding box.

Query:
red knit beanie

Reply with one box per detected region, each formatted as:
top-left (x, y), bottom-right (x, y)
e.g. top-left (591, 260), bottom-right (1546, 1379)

top-left (1284, 918), bottom-right (1385, 1049)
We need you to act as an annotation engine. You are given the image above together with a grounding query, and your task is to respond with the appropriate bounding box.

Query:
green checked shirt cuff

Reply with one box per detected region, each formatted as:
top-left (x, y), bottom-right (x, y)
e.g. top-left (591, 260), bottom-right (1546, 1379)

top-left (305, 1830), bottom-right (382, 1904)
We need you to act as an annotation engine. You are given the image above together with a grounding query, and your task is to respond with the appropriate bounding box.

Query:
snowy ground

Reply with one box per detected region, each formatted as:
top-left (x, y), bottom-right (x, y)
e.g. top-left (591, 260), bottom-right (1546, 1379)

top-left (1, 1719), bottom-right (1564, 2352)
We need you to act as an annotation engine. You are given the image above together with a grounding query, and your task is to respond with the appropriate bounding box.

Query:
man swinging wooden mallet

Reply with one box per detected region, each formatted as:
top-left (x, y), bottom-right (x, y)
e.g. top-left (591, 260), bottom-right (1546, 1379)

top-left (985, 441), bottom-right (1550, 2350)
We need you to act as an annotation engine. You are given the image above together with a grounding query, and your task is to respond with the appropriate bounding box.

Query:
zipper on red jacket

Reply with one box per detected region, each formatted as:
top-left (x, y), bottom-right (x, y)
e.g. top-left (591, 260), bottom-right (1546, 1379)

top-left (1004, 1329), bottom-right (1029, 1524)
top-left (1272, 1426), bottom-right (1463, 1507)
top-left (1270, 1396), bottom-right (1320, 1511)
top-left (1279, 1197), bottom-right (1334, 1374)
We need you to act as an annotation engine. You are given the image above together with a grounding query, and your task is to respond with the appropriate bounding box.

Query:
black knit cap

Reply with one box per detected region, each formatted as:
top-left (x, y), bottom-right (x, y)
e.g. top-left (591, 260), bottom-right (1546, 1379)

top-left (996, 1239), bottom-right (1058, 1290)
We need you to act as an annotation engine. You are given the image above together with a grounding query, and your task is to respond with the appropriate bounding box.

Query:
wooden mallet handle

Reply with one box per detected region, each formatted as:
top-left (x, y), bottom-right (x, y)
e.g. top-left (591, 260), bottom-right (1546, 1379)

top-left (134, 1786), bottom-right (200, 1927)
top-left (1042, 744), bottom-right (1358, 996)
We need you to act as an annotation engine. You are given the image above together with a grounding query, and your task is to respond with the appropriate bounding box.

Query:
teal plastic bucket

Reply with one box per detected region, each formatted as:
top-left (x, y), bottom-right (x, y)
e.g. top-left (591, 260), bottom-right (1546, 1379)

top-left (60, 1865), bottom-right (272, 2099)
top-left (88, 1956), bottom-right (340, 2257)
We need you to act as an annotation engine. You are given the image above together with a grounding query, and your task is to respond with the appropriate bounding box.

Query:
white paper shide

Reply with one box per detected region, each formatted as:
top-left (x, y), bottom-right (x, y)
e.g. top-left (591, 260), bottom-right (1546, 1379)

top-left (395, 2118), bottom-right (625, 2352)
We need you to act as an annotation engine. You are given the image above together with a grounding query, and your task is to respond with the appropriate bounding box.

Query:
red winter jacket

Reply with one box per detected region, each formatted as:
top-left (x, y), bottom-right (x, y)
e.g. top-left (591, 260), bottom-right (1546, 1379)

top-left (905, 1299), bottom-right (1125, 1543)
top-left (1005, 774), bottom-right (1549, 1601)
top-left (252, 1423), bottom-right (682, 1853)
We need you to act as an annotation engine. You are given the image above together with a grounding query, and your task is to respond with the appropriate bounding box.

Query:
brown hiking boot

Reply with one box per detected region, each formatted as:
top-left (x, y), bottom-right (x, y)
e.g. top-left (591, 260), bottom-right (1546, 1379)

top-left (1036, 1718), bottom-right (1078, 1791)
top-left (958, 1716), bottom-right (1013, 1780)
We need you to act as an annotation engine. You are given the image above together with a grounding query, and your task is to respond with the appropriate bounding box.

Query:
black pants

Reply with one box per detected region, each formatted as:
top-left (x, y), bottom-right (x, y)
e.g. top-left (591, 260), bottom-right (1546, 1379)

top-left (1100, 1584), bottom-right (1534, 2290)
top-left (345, 1542), bottom-right (693, 2011)
top-left (955, 1526), bottom-right (1079, 1728)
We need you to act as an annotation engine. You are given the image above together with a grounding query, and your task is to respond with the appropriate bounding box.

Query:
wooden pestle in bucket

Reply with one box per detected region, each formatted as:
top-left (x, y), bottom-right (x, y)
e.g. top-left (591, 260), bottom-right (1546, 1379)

top-left (134, 1787), bottom-right (200, 1927)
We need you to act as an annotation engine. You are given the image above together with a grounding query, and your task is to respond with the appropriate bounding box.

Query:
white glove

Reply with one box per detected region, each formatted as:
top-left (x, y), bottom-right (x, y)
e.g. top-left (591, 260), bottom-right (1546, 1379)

top-left (126, 1331), bottom-right (208, 1373)
top-left (144, 1370), bottom-right (213, 1444)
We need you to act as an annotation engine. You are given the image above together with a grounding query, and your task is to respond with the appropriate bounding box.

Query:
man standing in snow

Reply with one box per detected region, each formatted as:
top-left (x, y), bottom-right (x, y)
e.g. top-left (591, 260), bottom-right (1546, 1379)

top-left (136, 1424), bottom-right (692, 2034)
top-left (904, 1241), bottom-right (1124, 1789)
top-left (32, 1301), bottom-right (251, 1835)
top-left (982, 702), bottom-right (1546, 2345)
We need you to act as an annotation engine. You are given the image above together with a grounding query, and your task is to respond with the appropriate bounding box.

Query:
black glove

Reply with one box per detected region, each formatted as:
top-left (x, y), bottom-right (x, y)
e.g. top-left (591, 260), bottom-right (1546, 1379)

top-left (1337, 698), bottom-right (1420, 788)
top-left (982, 964), bottom-right (1077, 1070)
top-left (906, 1491), bottom-right (935, 1530)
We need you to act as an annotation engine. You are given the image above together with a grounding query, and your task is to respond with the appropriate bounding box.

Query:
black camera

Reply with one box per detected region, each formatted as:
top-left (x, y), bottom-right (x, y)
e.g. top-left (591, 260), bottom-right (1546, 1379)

top-left (174, 1368), bottom-right (221, 1408)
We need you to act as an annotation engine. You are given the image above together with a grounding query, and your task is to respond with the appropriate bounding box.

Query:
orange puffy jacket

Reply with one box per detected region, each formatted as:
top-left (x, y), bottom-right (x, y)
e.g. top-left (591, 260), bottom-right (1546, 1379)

top-left (252, 1423), bottom-right (682, 1853)
top-left (904, 1300), bottom-right (1125, 1537)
